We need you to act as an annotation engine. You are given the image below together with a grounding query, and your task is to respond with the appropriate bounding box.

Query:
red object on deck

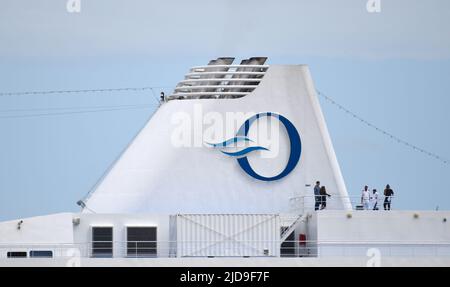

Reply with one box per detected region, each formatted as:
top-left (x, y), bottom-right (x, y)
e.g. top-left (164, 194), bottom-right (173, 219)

top-left (299, 234), bottom-right (306, 246)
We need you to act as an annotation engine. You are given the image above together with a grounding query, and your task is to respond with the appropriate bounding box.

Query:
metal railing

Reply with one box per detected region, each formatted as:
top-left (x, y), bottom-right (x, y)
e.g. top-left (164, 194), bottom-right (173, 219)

top-left (2, 239), bottom-right (449, 259)
top-left (289, 195), bottom-right (396, 212)
top-left (169, 63), bottom-right (268, 100)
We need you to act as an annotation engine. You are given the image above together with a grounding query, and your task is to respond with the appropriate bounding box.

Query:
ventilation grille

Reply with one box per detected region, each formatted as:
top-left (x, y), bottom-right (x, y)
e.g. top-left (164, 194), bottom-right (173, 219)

top-left (168, 57), bottom-right (268, 101)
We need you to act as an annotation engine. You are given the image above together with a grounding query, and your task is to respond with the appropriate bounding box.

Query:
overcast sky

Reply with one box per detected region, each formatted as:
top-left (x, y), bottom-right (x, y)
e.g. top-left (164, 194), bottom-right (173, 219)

top-left (0, 0), bottom-right (449, 220)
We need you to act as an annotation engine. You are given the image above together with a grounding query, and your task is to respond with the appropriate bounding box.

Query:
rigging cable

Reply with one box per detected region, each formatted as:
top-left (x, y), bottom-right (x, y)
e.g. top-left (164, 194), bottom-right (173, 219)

top-left (317, 89), bottom-right (449, 165)
top-left (0, 86), bottom-right (172, 105)
top-left (0, 105), bottom-right (153, 119)
top-left (1, 86), bottom-right (447, 165)
top-left (0, 103), bottom-right (156, 113)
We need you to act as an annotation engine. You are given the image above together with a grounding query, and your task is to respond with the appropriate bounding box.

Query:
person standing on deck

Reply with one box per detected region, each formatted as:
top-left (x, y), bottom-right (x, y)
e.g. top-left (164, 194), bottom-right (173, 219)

top-left (371, 189), bottom-right (379, 210)
top-left (314, 181), bottom-right (321, 211)
top-left (384, 184), bottom-right (394, 210)
top-left (361, 185), bottom-right (371, 210)
top-left (319, 186), bottom-right (331, 210)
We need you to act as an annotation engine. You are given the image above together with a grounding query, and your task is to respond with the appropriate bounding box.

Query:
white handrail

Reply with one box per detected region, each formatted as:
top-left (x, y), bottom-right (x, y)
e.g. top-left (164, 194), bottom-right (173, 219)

top-left (185, 71), bottom-right (266, 77)
top-left (179, 78), bottom-right (262, 84)
top-left (191, 65), bottom-right (269, 70)
top-left (174, 85), bottom-right (257, 91)
top-left (169, 92), bottom-right (249, 97)
top-left (2, 240), bottom-right (450, 259)
top-left (289, 195), bottom-right (396, 211)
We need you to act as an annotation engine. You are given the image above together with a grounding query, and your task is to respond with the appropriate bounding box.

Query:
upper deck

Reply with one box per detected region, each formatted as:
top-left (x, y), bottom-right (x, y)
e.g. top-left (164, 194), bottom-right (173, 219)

top-left (168, 57), bottom-right (268, 100)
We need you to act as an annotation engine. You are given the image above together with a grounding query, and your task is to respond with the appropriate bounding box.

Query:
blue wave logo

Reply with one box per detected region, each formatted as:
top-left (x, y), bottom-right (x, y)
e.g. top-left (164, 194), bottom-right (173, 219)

top-left (206, 136), bottom-right (269, 157)
top-left (205, 136), bottom-right (253, 148)
top-left (206, 112), bottom-right (302, 182)
top-left (221, 146), bottom-right (269, 157)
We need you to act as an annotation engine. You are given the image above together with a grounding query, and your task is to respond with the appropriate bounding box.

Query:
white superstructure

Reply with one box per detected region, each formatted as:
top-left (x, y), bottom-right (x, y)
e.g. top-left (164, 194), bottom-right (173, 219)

top-left (0, 58), bottom-right (449, 267)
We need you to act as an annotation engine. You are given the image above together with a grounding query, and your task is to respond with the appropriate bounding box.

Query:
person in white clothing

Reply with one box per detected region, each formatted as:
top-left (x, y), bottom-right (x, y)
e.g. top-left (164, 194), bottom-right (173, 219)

top-left (361, 185), bottom-right (370, 210)
top-left (371, 189), bottom-right (379, 210)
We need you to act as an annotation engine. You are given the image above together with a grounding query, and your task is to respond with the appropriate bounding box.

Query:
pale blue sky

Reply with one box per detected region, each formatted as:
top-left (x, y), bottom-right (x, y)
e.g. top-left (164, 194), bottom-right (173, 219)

top-left (0, 0), bottom-right (449, 220)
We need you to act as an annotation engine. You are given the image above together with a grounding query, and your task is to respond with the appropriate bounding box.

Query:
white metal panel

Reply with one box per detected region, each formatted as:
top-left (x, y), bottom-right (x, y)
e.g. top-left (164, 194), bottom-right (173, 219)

top-left (176, 214), bottom-right (280, 257)
top-left (0, 213), bottom-right (74, 244)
